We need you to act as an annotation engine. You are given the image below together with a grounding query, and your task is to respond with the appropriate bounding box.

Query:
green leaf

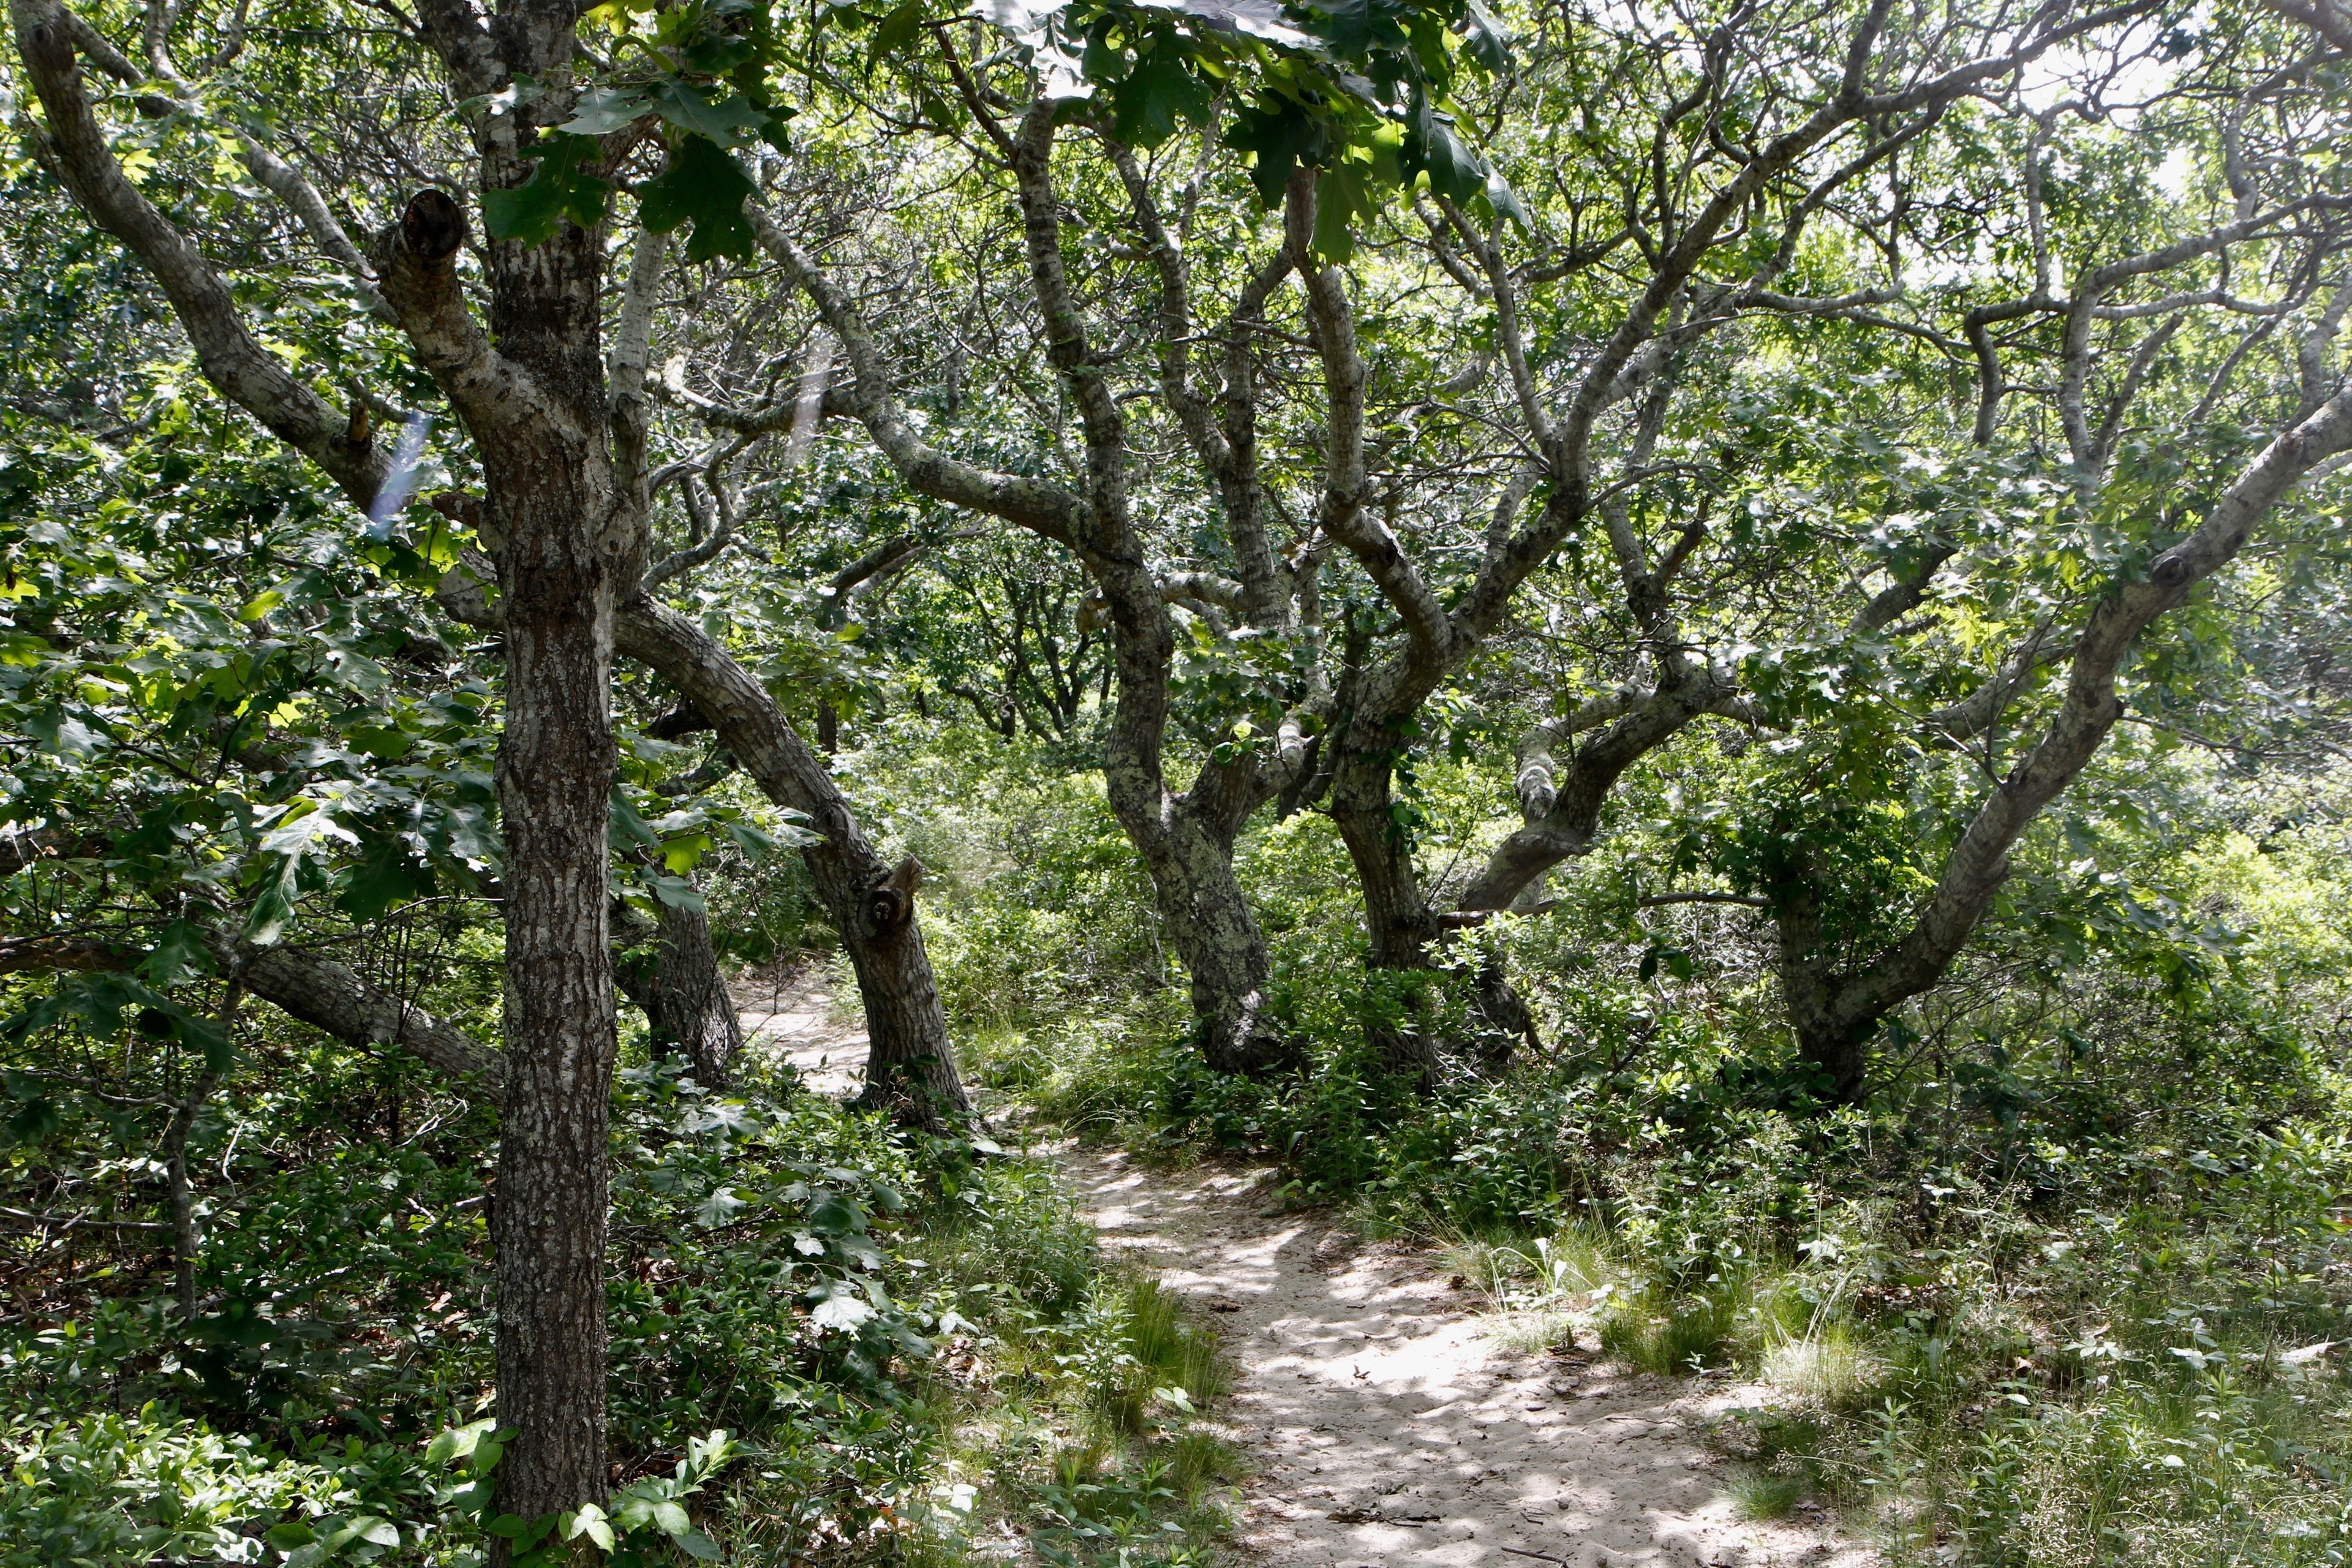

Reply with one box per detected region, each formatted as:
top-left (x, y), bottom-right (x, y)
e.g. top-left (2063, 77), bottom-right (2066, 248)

top-left (24, 707), bottom-right (103, 756)
top-left (638, 135), bottom-right (758, 264)
top-left (1407, 104), bottom-right (1484, 205)
top-left (424, 1417), bottom-right (496, 1468)
top-left (139, 919), bottom-right (216, 990)
top-left (869, 0), bottom-right (927, 67)
top-left (481, 134), bottom-right (611, 246)
top-left (344, 722), bottom-right (415, 760)
top-left (242, 853), bottom-right (302, 947)
top-left (696, 1185), bottom-right (749, 1227)
top-left (1224, 102), bottom-right (1326, 209)
top-left (805, 1191), bottom-right (865, 1232)
top-left (1109, 52), bottom-right (1215, 148)
top-left (1458, 0), bottom-right (1508, 72)
top-left (337, 839), bottom-right (427, 922)
top-left (1312, 0), bottom-right (1406, 62)
top-left (562, 1504), bottom-right (616, 1552)
top-left (559, 85), bottom-right (654, 135)
top-left (469, 1428), bottom-right (511, 1477)
top-left (1482, 167), bottom-right (1529, 232)
top-left (973, 0), bottom-right (1070, 36)
top-left (647, 82), bottom-right (771, 149)
top-left (486, 1512), bottom-right (551, 1545)
top-left (611, 786), bottom-right (663, 851)
top-left (809, 1291), bottom-right (876, 1329)
top-left (2, 1095), bottom-right (61, 1150)
top-left (1312, 160), bottom-right (1374, 261)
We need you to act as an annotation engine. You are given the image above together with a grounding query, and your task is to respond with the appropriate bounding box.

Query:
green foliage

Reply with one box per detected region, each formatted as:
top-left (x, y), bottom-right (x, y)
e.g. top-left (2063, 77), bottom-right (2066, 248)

top-left (18, 2), bottom-right (2352, 1563)
top-left (637, 134), bottom-right (762, 264)
top-left (0, 1414), bottom-right (438, 1568)
top-left (876, 703), bottom-right (2352, 1561)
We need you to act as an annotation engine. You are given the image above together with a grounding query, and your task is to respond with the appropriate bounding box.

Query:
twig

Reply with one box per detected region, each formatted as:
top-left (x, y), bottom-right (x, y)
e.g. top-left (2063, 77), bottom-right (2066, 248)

top-left (1638, 891), bottom-right (1771, 909)
top-left (0, 1203), bottom-right (170, 1232)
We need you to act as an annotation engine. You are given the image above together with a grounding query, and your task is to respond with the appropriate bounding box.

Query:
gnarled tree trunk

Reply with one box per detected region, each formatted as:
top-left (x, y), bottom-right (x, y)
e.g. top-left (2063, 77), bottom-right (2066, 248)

top-left (1768, 383), bottom-right (2352, 1104)
top-left (1125, 805), bottom-right (1287, 1074)
top-left (613, 598), bottom-right (972, 1124)
top-left (614, 891), bottom-right (741, 1090)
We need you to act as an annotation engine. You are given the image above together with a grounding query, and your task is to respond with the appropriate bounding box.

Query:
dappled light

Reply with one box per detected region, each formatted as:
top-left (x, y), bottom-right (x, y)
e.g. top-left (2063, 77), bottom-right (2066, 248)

top-left (6, 0), bottom-right (2352, 1563)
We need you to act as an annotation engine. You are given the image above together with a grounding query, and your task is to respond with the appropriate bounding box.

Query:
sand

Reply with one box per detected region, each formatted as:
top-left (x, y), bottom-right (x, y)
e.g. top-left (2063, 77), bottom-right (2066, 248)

top-left (741, 985), bottom-right (1875, 1567)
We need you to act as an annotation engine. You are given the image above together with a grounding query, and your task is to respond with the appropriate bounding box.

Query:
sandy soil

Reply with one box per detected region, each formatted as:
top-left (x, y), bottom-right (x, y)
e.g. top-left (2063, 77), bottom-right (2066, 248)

top-left (1063, 1147), bottom-right (1874, 1568)
top-left (736, 963), bottom-right (865, 1098)
top-left (737, 978), bottom-right (1873, 1567)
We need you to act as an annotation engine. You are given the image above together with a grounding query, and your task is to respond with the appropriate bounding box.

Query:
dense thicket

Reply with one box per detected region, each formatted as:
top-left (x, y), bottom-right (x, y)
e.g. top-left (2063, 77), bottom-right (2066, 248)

top-left (6, 0), bottom-right (2352, 1562)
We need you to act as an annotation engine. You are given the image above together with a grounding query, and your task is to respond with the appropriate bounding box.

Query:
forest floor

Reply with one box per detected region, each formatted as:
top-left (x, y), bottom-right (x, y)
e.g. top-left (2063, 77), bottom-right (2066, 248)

top-left (738, 962), bottom-right (868, 1099)
top-left (741, 973), bottom-right (1875, 1568)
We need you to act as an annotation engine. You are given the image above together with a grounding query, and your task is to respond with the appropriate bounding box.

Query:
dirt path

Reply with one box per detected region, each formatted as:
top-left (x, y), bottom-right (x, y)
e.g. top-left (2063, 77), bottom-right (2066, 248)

top-left (1060, 1145), bottom-right (1872, 1568)
top-left (738, 978), bottom-right (1871, 1567)
top-left (736, 963), bottom-right (865, 1098)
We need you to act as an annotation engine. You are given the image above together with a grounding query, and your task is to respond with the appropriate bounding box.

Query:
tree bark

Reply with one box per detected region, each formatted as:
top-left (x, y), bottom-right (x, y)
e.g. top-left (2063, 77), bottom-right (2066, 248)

top-left (1328, 745), bottom-right (1435, 971)
top-left (611, 597), bottom-right (972, 1124)
top-left (1767, 873), bottom-right (1869, 1102)
top-left (1458, 679), bottom-right (1735, 916)
top-left (473, 384), bottom-right (617, 1534)
top-left (612, 891), bottom-right (741, 1090)
top-left (374, 114), bottom-right (620, 1542)
top-left (1128, 805), bottom-right (1289, 1074)
top-left (1771, 383), bottom-right (2352, 1102)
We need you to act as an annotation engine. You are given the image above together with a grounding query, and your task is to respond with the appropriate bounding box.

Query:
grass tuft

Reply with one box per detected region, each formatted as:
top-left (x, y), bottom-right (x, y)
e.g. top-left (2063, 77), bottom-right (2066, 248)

top-left (1600, 1286), bottom-right (1741, 1374)
top-left (1726, 1465), bottom-right (1811, 1521)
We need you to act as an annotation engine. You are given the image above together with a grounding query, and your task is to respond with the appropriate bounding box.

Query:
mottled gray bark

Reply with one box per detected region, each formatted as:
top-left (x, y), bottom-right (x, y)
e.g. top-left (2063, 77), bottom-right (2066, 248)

top-left (1776, 384), bottom-right (2352, 1101)
top-left (1457, 675), bottom-right (1740, 917)
top-left (612, 891), bottom-right (741, 1090)
top-left (612, 598), bottom-right (973, 1123)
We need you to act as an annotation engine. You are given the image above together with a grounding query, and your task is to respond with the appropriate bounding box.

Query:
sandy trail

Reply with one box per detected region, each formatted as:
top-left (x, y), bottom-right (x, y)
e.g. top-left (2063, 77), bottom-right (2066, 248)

top-left (736, 963), bottom-right (865, 1099)
top-left (737, 979), bottom-right (1870, 1567)
top-left (1061, 1145), bottom-right (1872, 1568)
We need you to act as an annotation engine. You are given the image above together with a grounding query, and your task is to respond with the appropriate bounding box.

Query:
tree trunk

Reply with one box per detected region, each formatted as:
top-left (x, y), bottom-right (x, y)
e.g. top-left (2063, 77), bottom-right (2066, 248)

top-left (1325, 755), bottom-right (1453, 1077)
top-left (1768, 878), bottom-right (1871, 1104)
top-left (1329, 752), bottom-right (1435, 970)
top-left (483, 482), bottom-right (617, 1530)
top-left (1327, 734), bottom-right (1543, 1078)
top-left (1131, 810), bottom-right (1289, 1074)
top-left (1458, 682), bottom-right (1725, 916)
top-left (612, 598), bottom-right (972, 1125)
top-left (760, 196), bottom-right (1297, 1076)
top-left (458, 183), bottom-right (621, 1531)
top-left (827, 854), bottom-right (971, 1121)
top-left (1765, 386), bottom-right (2352, 1106)
top-left (613, 891), bottom-right (741, 1090)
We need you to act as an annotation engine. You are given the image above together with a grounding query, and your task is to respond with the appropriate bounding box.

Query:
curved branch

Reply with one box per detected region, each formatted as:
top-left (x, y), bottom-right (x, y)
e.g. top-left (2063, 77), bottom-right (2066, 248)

top-left (752, 206), bottom-right (1084, 543)
top-left (13, 0), bottom-right (385, 508)
top-left (0, 931), bottom-right (504, 1101)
